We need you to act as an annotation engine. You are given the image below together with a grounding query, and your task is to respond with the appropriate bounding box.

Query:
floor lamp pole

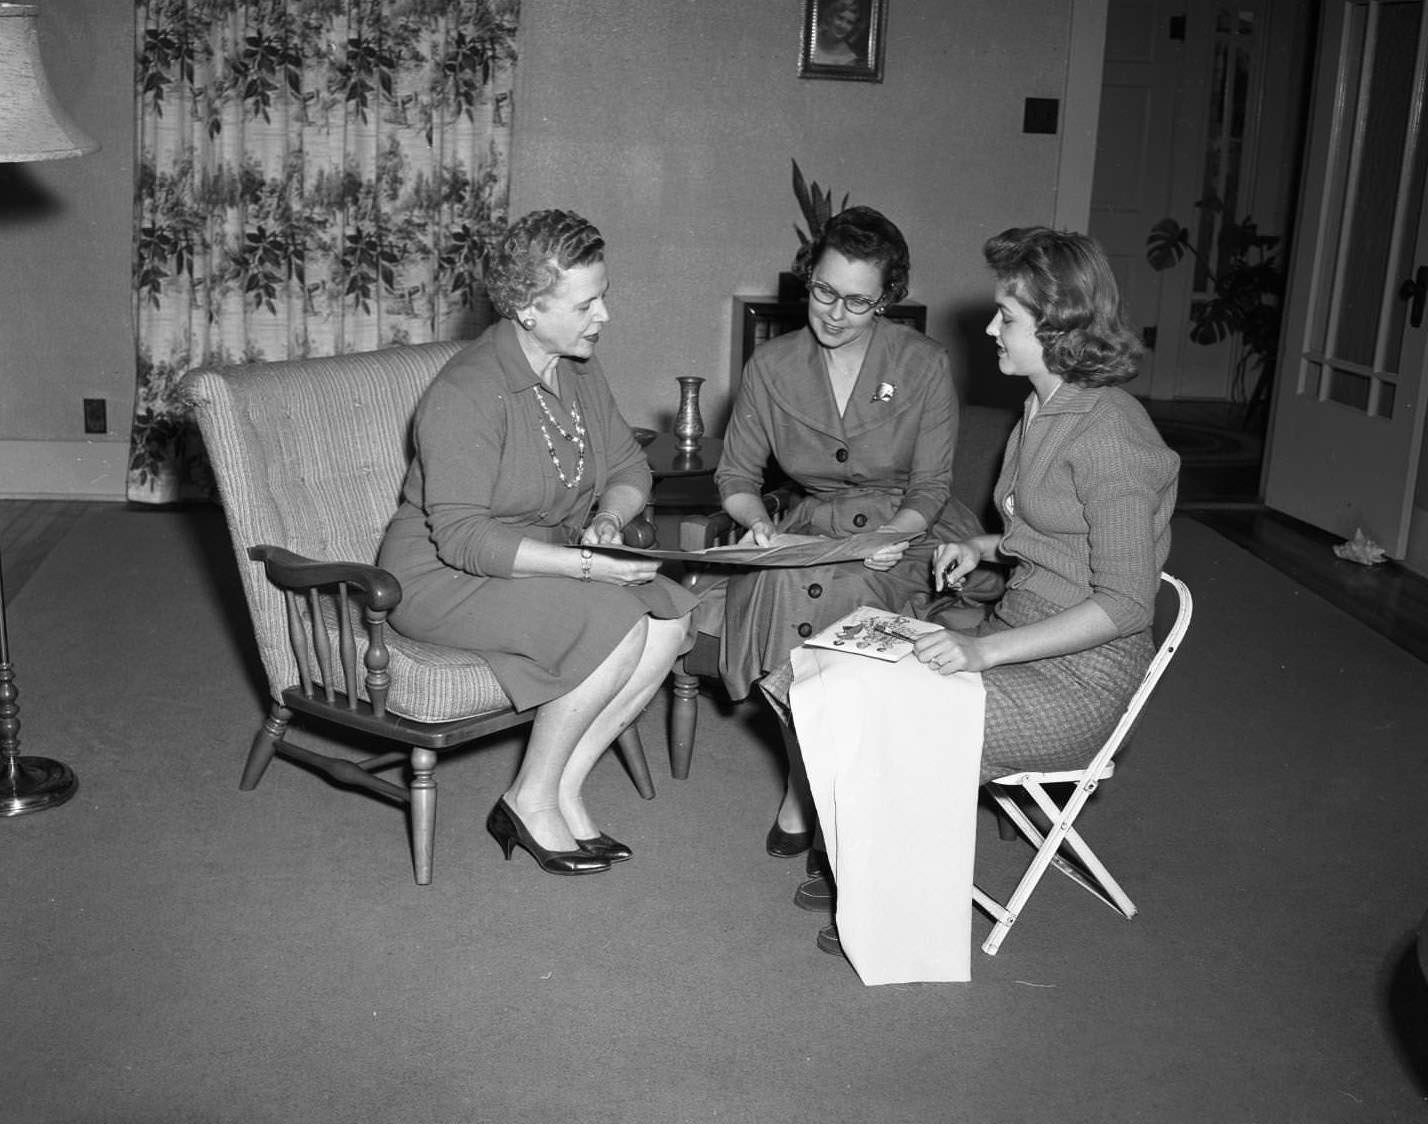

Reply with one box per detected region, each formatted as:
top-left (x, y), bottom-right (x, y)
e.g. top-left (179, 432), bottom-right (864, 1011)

top-left (0, 3), bottom-right (97, 815)
top-left (0, 545), bottom-right (77, 814)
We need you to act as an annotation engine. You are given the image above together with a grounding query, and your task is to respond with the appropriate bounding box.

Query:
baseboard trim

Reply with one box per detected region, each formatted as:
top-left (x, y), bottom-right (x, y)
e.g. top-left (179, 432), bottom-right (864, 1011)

top-left (0, 439), bottom-right (128, 500)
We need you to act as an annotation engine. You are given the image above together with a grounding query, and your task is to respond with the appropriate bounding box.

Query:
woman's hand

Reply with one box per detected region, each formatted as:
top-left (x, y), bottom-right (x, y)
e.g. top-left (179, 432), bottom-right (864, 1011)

top-left (933, 540), bottom-right (981, 592)
top-left (581, 511), bottom-right (625, 546)
top-left (739, 520), bottom-right (775, 547)
top-left (583, 548), bottom-right (660, 586)
top-left (911, 628), bottom-right (990, 675)
top-left (863, 525), bottom-right (912, 572)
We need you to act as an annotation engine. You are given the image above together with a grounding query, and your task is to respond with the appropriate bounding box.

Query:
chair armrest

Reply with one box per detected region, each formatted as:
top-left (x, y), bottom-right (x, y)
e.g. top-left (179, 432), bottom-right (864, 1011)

top-left (248, 545), bottom-right (403, 611)
top-left (621, 515), bottom-right (657, 549)
top-left (677, 488), bottom-right (793, 551)
top-left (248, 545), bottom-right (407, 717)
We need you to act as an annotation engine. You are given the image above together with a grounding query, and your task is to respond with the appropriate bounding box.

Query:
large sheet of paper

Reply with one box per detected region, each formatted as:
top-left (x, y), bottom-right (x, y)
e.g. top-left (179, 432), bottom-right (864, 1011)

top-left (588, 530), bottom-right (914, 568)
top-left (791, 647), bottom-right (984, 985)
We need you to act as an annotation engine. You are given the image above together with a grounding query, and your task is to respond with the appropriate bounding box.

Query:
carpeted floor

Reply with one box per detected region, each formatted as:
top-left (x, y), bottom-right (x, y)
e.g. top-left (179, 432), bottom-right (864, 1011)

top-left (4, 506), bottom-right (1428, 1123)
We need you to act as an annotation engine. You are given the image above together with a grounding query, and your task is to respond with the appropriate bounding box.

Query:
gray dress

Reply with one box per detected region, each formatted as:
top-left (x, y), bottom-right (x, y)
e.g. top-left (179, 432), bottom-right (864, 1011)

top-left (377, 320), bottom-right (696, 712)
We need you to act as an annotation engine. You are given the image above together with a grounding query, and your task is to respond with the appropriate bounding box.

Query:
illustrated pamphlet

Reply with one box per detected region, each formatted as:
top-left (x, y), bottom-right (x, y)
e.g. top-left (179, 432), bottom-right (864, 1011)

top-left (801, 606), bottom-right (943, 662)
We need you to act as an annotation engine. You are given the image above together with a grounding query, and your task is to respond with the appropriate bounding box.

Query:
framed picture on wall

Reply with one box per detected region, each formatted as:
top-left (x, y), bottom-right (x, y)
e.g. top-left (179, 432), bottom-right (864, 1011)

top-left (798, 0), bottom-right (886, 83)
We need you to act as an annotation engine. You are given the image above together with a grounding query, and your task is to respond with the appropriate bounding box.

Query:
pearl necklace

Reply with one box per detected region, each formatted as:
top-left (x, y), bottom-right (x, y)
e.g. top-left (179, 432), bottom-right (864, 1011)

top-left (533, 384), bottom-right (587, 489)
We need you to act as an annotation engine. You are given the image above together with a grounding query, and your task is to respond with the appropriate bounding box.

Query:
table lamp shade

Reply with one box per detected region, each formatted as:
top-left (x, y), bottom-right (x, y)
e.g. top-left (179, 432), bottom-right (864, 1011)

top-left (0, 3), bottom-right (97, 163)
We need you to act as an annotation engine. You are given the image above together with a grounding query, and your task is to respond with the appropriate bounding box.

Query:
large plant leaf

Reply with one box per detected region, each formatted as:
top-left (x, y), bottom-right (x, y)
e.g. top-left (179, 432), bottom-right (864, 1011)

top-left (1146, 218), bottom-right (1189, 270)
top-left (1189, 297), bottom-right (1239, 344)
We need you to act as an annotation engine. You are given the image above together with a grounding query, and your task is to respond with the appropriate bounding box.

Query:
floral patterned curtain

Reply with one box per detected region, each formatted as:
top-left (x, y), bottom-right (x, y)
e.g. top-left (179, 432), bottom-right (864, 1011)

top-left (130, 0), bottom-right (519, 503)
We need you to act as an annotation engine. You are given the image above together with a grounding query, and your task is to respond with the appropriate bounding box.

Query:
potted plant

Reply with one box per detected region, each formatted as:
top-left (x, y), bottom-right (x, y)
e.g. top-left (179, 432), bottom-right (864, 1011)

top-left (781, 159), bottom-right (848, 300)
top-left (1146, 194), bottom-right (1285, 427)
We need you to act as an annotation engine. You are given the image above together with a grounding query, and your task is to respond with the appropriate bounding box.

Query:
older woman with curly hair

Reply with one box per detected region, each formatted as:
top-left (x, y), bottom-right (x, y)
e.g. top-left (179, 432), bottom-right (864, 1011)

top-left (378, 209), bottom-right (694, 877)
top-left (784, 227), bottom-right (1179, 981)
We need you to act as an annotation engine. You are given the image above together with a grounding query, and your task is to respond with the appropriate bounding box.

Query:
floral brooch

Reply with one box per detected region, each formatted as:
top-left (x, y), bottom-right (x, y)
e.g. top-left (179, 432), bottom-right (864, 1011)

top-left (871, 382), bottom-right (897, 403)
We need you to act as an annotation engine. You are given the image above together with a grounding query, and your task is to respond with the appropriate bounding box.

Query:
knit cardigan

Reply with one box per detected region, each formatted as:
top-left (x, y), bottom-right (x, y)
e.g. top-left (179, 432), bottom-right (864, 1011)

top-left (993, 382), bottom-right (1179, 635)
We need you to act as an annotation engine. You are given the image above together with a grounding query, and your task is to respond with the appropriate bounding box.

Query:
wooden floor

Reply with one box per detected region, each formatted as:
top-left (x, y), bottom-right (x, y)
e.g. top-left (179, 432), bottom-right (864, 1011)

top-left (4, 492), bottom-right (1428, 665)
top-left (0, 500), bottom-right (114, 607)
top-left (1189, 506), bottom-right (1428, 664)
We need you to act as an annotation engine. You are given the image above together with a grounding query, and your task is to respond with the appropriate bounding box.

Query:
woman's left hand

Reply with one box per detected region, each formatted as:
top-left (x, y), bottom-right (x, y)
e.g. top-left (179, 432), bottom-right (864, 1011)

top-left (581, 512), bottom-right (625, 546)
top-left (911, 628), bottom-right (989, 675)
top-left (862, 525), bottom-right (912, 572)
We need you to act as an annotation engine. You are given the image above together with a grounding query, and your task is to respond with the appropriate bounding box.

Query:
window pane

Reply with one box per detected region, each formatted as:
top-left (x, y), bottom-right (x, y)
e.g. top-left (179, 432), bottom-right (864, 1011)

top-left (1326, 367), bottom-right (1371, 411)
top-left (1330, 1), bottom-right (1424, 366)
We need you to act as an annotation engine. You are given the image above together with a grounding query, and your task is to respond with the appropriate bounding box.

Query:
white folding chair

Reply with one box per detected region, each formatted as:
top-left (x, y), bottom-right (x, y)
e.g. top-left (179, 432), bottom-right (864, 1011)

top-left (972, 572), bottom-right (1193, 955)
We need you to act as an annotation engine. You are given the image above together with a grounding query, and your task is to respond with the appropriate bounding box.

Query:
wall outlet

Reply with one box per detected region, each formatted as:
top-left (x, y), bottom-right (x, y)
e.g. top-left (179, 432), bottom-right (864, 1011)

top-left (83, 397), bottom-right (107, 434)
top-left (1022, 97), bottom-right (1060, 135)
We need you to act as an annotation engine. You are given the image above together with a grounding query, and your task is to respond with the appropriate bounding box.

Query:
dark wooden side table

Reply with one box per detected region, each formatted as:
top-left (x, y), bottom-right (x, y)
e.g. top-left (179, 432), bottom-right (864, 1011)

top-left (642, 432), bottom-right (722, 508)
top-left (640, 433), bottom-right (723, 546)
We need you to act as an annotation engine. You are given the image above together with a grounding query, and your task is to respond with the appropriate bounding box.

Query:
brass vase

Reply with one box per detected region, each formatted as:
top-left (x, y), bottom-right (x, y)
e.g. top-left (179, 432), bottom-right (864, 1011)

top-left (673, 376), bottom-right (705, 451)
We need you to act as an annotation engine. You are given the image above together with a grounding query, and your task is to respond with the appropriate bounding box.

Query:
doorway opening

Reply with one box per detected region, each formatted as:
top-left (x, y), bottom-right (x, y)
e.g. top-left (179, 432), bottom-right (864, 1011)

top-left (1088, 0), bottom-right (1316, 506)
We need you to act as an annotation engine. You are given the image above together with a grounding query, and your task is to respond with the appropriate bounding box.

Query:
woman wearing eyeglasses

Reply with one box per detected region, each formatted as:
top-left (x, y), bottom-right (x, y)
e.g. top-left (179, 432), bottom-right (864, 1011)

top-left (710, 205), bottom-right (992, 860)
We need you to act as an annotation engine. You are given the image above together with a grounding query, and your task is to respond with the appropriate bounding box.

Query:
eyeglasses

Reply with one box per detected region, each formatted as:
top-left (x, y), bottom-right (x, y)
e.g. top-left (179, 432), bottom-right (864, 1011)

top-left (807, 279), bottom-right (883, 316)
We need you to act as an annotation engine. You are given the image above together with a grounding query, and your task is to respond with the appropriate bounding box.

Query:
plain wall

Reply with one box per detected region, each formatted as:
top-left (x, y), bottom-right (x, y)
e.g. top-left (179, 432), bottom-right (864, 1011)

top-left (0, 0), bottom-right (1077, 494)
top-left (0, 0), bottom-right (134, 494)
top-left (510, 0), bottom-right (1073, 429)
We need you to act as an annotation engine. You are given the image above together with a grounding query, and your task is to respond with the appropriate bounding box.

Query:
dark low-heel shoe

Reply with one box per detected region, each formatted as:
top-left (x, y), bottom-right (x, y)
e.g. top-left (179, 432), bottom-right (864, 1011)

top-left (765, 823), bottom-right (813, 857)
top-left (574, 833), bottom-right (633, 863)
top-left (816, 923), bottom-right (843, 957)
top-left (794, 874), bottom-right (834, 913)
top-left (487, 799), bottom-right (610, 876)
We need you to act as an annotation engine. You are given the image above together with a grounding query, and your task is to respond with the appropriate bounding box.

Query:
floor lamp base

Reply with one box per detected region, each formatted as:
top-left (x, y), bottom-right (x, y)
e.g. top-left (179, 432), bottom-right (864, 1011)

top-left (1, 756), bottom-right (78, 817)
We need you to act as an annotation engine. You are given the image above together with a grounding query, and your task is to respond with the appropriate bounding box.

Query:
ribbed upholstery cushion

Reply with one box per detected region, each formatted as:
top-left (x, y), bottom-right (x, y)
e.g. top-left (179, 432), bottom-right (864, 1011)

top-left (183, 341), bottom-right (516, 718)
top-left (315, 598), bottom-right (510, 723)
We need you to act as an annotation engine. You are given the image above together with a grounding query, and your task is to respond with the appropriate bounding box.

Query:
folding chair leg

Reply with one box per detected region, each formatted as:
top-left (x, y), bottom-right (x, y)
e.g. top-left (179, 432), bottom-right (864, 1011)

top-left (1044, 826), bottom-right (1136, 917)
top-left (974, 782), bottom-right (1137, 954)
top-left (972, 885), bottom-right (1015, 955)
top-left (1020, 781), bottom-right (1135, 918)
top-left (410, 747), bottom-right (437, 886)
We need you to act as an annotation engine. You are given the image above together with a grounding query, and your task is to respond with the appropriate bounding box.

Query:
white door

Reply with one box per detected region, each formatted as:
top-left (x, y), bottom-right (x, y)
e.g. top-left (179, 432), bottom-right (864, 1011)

top-left (1264, 0), bottom-right (1428, 556)
top-left (1089, 0), bottom-right (1186, 398)
top-left (1090, 0), bottom-right (1296, 402)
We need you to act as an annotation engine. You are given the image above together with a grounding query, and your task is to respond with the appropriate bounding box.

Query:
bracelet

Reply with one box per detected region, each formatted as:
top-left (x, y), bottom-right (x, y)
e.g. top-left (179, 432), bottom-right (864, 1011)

top-left (579, 548), bottom-right (593, 582)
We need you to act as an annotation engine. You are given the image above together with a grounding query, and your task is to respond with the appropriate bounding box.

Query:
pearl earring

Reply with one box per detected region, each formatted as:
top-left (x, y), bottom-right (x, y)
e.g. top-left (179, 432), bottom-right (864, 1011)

top-left (521, 317), bottom-right (536, 330)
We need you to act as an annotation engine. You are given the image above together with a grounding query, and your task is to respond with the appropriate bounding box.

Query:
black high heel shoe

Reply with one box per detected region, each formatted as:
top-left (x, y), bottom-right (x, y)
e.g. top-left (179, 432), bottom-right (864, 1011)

top-left (487, 798), bottom-right (610, 876)
top-left (765, 822), bottom-right (813, 857)
top-left (574, 833), bottom-right (633, 863)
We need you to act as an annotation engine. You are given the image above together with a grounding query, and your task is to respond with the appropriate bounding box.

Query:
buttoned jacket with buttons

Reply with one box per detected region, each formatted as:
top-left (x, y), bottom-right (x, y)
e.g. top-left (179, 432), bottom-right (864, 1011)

top-left (715, 318), bottom-right (958, 529)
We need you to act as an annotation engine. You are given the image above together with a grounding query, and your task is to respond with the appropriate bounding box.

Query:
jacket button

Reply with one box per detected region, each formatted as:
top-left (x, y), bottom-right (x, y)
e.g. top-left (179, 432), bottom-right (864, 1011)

top-left (852, 513), bottom-right (868, 528)
top-left (808, 583), bottom-right (823, 598)
top-left (797, 623), bottom-right (813, 638)
top-left (835, 448), bottom-right (849, 462)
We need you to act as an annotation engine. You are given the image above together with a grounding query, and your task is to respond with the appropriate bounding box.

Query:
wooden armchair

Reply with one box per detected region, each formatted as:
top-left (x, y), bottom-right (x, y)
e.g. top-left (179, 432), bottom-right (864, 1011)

top-left (184, 342), bottom-right (656, 885)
